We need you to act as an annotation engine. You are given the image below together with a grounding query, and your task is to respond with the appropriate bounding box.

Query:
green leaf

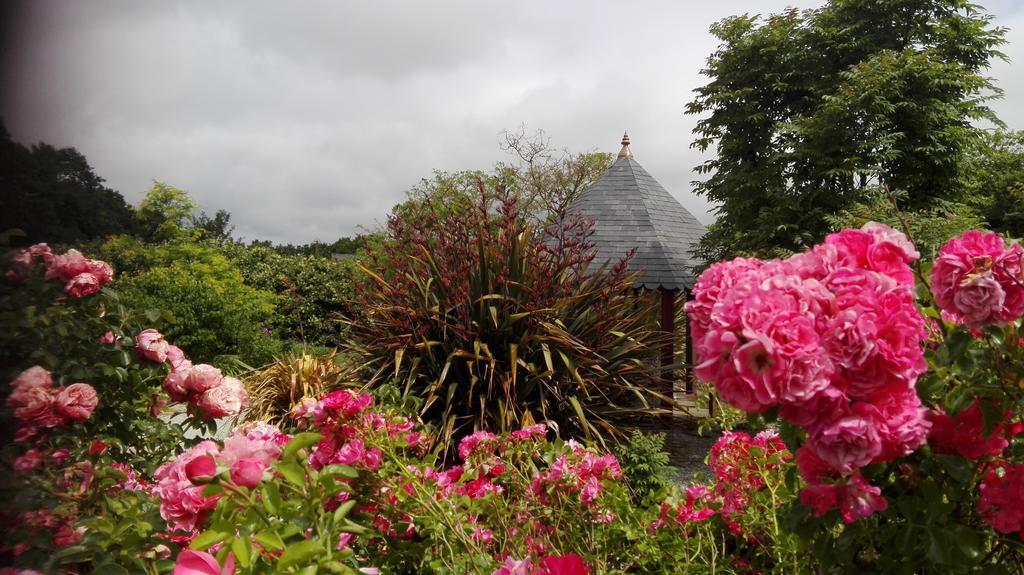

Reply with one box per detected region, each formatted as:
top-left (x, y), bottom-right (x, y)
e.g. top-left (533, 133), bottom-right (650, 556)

top-left (321, 464), bottom-right (359, 479)
top-left (262, 482), bottom-right (282, 515)
top-left (277, 539), bottom-right (325, 571)
top-left (230, 536), bottom-right (253, 568)
top-left (276, 461), bottom-right (307, 488)
top-left (190, 528), bottom-right (229, 550)
top-left (333, 500), bottom-right (357, 524)
top-left (283, 432), bottom-right (323, 461)
top-left (254, 529), bottom-right (286, 551)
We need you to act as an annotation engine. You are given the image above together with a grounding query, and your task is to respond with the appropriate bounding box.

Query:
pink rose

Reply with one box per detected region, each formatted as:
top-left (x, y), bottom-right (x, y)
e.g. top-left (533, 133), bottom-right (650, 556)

top-left (45, 249), bottom-right (90, 281)
top-left (10, 385), bottom-right (60, 428)
top-left (9, 366), bottom-right (52, 392)
top-left (800, 483), bottom-right (840, 517)
top-left (12, 242), bottom-right (54, 267)
top-left (65, 272), bottom-right (101, 297)
top-left (196, 377), bottom-right (247, 419)
top-left (51, 448), bottom-right (71, 464)
top-left (153, 441), bottom-right (221, 532)
top-left (219, 424), bottom-right (285, 468)
top-left (85, 259), bottom-right (113, 284)
top-left (99, 331), bottom-right (116, 345)
top-left (492, 558), bottom-right (533, 575)
top-left (166, 345), bottom-right (192, 373)
top-left (14, 449), bottom-right (42, 473)
top-left (55, 383), bottom-right (98, 421)
top-left (808, 404), bottom-right (884, 471)
top-left (952, 273), bottom-right (1005, 326)
top-left (172, 549), bottom-right (235, 575)
top-left (184, 455), bottom-right (217, 484)
top-left (163, 370), bottom-right (190, 402)
top-left (229, 458), bottom-right (266, 488)
top-left (930, 230), bottom-right (1024, 326)
top-left (136, 329), bottom-right (169, 363)
top-left (186, 364), bottom-right (223, 394)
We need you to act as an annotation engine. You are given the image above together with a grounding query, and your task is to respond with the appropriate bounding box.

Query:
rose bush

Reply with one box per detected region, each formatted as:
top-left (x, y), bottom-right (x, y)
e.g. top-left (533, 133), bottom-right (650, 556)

top-left (689, 223), bottom-right (1024, 572)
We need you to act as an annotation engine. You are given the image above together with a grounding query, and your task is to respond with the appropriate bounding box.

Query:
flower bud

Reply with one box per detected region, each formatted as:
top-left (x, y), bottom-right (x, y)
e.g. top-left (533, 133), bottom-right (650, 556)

top-left (184, 454), bottom-right (218, 484)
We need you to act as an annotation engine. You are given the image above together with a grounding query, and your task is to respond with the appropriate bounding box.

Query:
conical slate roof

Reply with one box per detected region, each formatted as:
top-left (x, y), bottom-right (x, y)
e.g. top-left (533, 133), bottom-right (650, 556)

top-left (567, 134), bottom-right (706, 291)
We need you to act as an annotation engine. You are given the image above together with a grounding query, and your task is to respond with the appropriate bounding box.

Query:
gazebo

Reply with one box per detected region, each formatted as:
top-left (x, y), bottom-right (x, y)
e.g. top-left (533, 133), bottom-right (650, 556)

top-left (566, 133), bottom-right (706, 400)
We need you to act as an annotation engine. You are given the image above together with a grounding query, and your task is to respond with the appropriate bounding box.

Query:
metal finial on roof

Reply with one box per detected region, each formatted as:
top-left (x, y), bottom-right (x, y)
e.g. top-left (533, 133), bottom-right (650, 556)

top-left (618, 132), bottom-right (633, 158)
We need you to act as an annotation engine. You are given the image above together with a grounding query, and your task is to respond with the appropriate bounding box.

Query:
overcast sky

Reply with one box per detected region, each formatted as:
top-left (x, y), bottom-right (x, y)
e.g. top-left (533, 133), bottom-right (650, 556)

top-left (3, 1), bottom-right (1024, 245)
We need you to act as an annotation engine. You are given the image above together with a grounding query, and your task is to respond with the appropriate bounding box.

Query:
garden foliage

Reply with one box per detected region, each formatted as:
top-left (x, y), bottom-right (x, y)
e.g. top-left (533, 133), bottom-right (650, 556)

top-left (346, 183), bottom-right (666, 456)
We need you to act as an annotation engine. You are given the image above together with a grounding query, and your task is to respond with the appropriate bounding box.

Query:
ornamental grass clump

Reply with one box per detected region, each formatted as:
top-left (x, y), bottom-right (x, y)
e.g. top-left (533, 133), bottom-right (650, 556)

top-left (346, 182), bottom-right (666, 456)
top-left (243, 350), bottom-right (363, 426)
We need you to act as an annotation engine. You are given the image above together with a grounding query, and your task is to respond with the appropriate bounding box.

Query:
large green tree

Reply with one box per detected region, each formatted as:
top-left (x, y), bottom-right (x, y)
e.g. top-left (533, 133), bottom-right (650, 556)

top-left (688, 0), bottom-right (1006, 260)
top-left (0, 121), bottom-right (137, 244)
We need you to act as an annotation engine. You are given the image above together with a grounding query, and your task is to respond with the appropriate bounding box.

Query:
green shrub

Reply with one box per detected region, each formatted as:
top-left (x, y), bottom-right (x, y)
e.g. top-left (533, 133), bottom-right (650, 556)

top-left (346, 184), bottom-right (666, 458)
top-left (222, 244), bottom-right (355, 347)
top-left (615, 429), bottom-right (673, 504)
top-left (96, 236), bottom-right (282, 366)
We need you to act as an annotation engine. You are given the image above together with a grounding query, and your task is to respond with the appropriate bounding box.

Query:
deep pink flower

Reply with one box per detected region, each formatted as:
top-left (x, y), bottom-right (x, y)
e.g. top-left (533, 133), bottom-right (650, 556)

top-left (99, 331), bottom-right (116, 345)
top-left (184, 455), bottom-right (217, 484)
top-left (538, 554), bottom-right (590, 575)
top-left (172, 549), bottom-right (235, 575)
top-left (511, 423), bottom-right (548, 440)
top-left (927, 401), bottom-right (1011, 460)
top-left (978, 462), bottom-right (1024, 538)
top-left (458, 430), bottom-right (498, 461)
top-left (54, 383), bottom-right (98, 421)
top-left (136, 329), bottom-right (170, 363)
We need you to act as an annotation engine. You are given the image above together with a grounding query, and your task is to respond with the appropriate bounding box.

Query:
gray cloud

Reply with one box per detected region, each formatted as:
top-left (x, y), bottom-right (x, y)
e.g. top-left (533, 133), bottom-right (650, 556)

top-left (3, 0), bottom-right (1022, 244)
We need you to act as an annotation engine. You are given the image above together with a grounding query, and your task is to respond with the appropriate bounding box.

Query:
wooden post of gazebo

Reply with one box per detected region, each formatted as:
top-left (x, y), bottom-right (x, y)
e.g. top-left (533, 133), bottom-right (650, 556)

top-left (660, 288), bottom-right (677, 402)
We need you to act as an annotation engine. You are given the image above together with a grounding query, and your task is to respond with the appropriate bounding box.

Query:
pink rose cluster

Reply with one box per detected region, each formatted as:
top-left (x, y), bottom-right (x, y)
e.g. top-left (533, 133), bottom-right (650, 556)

top-left (136, 329), bottom-right (249, 420)
top-left (491, 554), bottom-right (591, 575)
top-left (930, 230), bottom-right (1024, 327)
top-left (5, 366), bottom-right (98, 441)
top-left (686, 222), bottom-right (931, 522)
top-left (652, 431), bottom-right (791, 535)
top-left (927, 400), bottom-right (1022, 461)
top-left (154, 423), bottom-right (289, 532)
top-left (977, 461), bottom-right (1024, 540)
top-left (6, 243), bottom-right (113, 297)
top-left (529, 440), bottom-right (622, 508)
top-left (302, 390), bottom-right (422, 473)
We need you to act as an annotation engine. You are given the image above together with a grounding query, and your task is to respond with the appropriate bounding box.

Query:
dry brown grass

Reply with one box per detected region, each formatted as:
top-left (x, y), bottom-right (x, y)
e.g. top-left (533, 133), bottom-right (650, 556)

top-left (242, 350), bottom-right (365, 426)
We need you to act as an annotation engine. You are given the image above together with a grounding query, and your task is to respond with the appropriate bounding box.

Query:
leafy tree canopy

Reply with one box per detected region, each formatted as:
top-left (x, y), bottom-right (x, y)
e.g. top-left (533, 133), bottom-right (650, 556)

top-left (688, 0), bottom-right (1007, 261)
top-left (0, 121), bottom-right (137, 244)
